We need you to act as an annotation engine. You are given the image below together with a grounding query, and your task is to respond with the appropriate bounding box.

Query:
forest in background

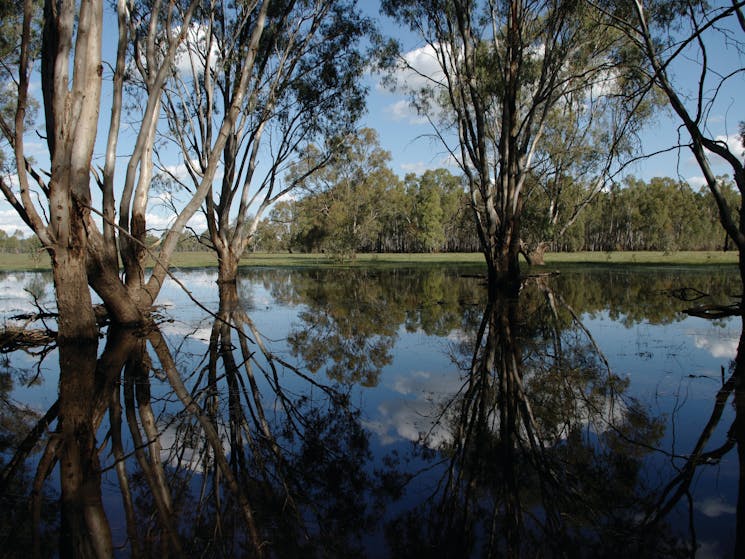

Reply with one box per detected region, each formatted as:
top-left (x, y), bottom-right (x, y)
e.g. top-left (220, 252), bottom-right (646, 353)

top-left (249, 172), bottom-right (736, 256)
top-left (1, 170), bottom-right (734, 257)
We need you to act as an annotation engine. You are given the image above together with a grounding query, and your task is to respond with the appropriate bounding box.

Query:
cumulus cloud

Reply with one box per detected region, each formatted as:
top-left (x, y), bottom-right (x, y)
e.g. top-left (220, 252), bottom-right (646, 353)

top-left (173, 24), bottom-right (220, 79)
top-left (161, 162), bottom-right (196, 183)
top-left (686, 175), bottom-right (708, 188)
top-left (712, 133), bottom-right (744, 158)
top-left (0, 208), bottom-right (32, 236)
top-left (364, 398), bottom-right (453, 448)
top-left (684, 132), bottom-right (744, 171)
top-left (696, 497), bottom-right (736, 518)
top-left (384, 99), bottom-right (428, 125)
top-left (384, 43), bottom-right (446, 92)
top-left (694, 334), bottom-right (738, 359)
top-left (363, 369), bottom-right (467, 447)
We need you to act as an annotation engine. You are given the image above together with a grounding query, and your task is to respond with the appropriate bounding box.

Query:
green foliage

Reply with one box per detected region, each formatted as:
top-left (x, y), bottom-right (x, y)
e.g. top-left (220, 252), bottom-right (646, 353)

top-left (578, 176), bottom-right (737, 252)
top-left (255, 144), bottom-right (475, 254)
top-left (0, 229), bottom-right (39, 253)
top-left (287, 129), bottom-right (400, 258)
top-left (255, 169), bottom-right (732, 256)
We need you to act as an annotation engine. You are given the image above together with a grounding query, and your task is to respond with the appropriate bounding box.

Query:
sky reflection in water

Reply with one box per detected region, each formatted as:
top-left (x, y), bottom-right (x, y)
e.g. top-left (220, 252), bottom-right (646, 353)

top-left (0, 265), bottom-right (742, 557)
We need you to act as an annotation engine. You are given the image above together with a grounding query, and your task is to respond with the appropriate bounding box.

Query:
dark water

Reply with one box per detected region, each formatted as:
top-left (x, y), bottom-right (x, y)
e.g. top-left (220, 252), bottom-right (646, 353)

top-left (0, 265), bottom-right (742, 557)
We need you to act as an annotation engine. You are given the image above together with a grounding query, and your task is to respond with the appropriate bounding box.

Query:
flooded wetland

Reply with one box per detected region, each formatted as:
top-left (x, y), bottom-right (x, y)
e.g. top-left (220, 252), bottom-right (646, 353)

top-left (0, 264), bottom-right (742, 557)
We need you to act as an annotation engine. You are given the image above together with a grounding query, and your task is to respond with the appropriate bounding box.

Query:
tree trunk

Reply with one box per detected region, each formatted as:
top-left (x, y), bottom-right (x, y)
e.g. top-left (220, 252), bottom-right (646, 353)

top-left (57, 339), bottom-right (113, 559)
top-left (483, 218), bottom-right (522, 296)
top-left (217, 246), bottom-right (240, 285)
top-left (735, 330), bottom-right (745, 558)
top-left (520, 241), bottom-right (549, 267)
top-left (218, 278), bottom-right (241, 313)
top-left (52, 245), bottom-right (98, 344)
top-left (86, 233), bottom-right (146, 325)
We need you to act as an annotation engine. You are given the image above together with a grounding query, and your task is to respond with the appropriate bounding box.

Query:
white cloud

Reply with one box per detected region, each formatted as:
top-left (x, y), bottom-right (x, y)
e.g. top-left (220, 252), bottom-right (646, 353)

top-left (161, 162), bottom-right (194, 182)
top-left (694, 334), bottom-right (738, 359)
top-left (684, 133), bottom-right (743, 170)
top-left (713, 133), bottom-right (744, 158)
top-left (380, 43), bottom-right (447, 95)
top-left (687, 175), bottom-right (708, 188)
top-left (696, 497), bottom-right (736, 517)
top-left (144, 209), bottom-right (207, 234)
top-left (186, 212), bottom-right (207, 232)
top-left (384, 99), bottom-right (428, 125)
top-left (145, 212), bottom-right (176, 231)
top-left (0, 208), bottom-right (32, 236)
top-left (173, 24), bottom-right (220, 79)
top-left (363, 368), bottom-right (467, 448)
top-left (365, 398), bottom-right (453, 448)
top-left (400, 44), bottom-right (446, 89)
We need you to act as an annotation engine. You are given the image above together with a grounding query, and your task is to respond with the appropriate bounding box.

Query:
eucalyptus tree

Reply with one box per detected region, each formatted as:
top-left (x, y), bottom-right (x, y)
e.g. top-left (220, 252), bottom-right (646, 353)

top-left (0, 8), bottom-right (282, 549)
top-left (518, 77), bottom-right (654, 265)
top-left (157, 0), bottom-right (369, 283)
top-left (291, 128), bottom-right (400, 258)
top-left (590, 0), bottom-right (745, 292)
top-left (0, 0), bottom-right (106, 341)
top-left (404, 168), bottom-right (465, 252)
top-left (105, 0), bottom-right (281, 307)
top-left (380, 0), bottom-right (651, 289)
top-left (0, 0), bottom-right (296, 333)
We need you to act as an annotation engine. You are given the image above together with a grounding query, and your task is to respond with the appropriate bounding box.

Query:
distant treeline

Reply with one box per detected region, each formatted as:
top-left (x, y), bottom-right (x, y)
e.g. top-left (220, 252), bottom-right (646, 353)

top-left (244, 173), bottom-right (735, 255)
top-left (559, 176), bottom-right (735, 252)
top-left (6, 174), bottom-right (728, 256)
top-left (0, 230), bottom-right (41, 254)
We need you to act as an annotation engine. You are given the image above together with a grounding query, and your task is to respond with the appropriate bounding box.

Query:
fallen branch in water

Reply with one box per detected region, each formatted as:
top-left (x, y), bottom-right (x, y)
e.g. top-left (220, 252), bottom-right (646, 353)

top-left (0, 325), bottom-right (56, 352)
top-left (683, 303), bottom-right (742, 319)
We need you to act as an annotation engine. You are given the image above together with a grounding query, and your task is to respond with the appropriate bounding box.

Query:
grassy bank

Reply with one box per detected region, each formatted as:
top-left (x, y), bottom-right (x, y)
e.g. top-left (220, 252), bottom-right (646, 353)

top-left (540, 251), bottom-right (738, 266)
top-left (0, 250), bottom-right (738, 272)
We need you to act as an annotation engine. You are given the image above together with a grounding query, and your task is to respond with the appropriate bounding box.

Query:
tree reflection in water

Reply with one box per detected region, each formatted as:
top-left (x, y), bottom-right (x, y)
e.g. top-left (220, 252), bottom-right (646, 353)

top-left (1, 280), bottom-right (375, 557)
top-left (382, 277), bottom-right (743, 558)
top-left (0, 268), bottom-right (743, 557)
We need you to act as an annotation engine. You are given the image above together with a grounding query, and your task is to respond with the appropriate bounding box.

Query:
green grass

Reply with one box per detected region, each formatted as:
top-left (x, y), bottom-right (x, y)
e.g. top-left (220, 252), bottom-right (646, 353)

top-left (0, 252), bottom-right (51, 271)
top-left (236, 251), bottom-right (486, 268)
top-left (160, 250), bottom-right (742, 268)
top-left (0, 250), bottom-right (738, 272)
top-left (542, 250), bottom-right (738, 265)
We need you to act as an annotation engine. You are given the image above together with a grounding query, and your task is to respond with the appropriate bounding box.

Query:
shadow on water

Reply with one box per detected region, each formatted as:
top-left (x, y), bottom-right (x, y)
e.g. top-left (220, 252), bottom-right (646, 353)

top-left (0, 267), bottom-right (742, 557)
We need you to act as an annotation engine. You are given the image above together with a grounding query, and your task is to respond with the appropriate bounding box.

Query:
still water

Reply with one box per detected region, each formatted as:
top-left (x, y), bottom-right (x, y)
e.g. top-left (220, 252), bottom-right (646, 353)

top-left (0, 265), bottom-right (742, 557)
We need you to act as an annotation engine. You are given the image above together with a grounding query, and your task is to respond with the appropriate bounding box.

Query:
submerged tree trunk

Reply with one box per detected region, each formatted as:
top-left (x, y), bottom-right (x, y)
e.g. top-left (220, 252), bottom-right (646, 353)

top-left (57, 340), bottom-right (112, 559)
top-left (735, 318), bottom-right (745, 557)
top-left (39, 0), bottom-right (104, 342)
top-left (52, 244), bottom-right (98, 344)
top-left (218, 277), bottom-right (241, 310)
top-left (481, 214), bottom-right (522, 296)
top-left (484, 248), bottom-right (521, 296)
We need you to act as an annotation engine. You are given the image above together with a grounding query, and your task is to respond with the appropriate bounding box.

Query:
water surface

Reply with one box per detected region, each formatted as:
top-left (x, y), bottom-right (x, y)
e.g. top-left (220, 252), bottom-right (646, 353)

top-left (0, 265), bottom-right (742, 557)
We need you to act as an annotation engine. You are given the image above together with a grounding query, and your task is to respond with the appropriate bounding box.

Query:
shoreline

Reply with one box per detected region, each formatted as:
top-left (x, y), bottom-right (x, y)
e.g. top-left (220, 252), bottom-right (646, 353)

top-left (0, 250), bottom-right (739, 272)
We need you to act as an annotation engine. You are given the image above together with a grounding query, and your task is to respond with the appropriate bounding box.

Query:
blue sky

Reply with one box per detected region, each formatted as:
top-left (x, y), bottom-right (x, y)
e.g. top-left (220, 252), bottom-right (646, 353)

top-left (366, 1), bottom-right (744, 187)
top-left (1, 1), bottom-right (743, 235)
